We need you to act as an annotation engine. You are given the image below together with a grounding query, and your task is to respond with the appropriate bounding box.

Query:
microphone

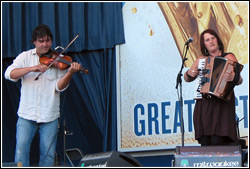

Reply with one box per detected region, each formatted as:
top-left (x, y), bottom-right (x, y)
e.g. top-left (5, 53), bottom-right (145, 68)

top-left (185, 37), bottom-right (193, 45)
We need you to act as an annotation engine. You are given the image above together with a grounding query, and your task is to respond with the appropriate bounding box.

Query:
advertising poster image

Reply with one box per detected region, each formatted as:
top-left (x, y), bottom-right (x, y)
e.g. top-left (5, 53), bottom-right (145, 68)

top-left (117, 2), bottom-right (248, 152)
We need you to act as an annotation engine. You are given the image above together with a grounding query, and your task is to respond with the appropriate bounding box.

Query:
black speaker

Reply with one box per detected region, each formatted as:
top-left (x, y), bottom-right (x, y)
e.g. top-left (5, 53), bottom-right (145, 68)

top-left (174, 145), bottom-right (242, 167)
top-left (78, 151), bottom-right (142, 167)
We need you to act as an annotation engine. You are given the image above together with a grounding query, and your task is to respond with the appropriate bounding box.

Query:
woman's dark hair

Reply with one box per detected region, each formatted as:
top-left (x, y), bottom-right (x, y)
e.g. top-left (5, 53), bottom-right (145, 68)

top-left (32, 24), bottom-right (53, 42)
top-left (200, 29), bottom-right (224, 56)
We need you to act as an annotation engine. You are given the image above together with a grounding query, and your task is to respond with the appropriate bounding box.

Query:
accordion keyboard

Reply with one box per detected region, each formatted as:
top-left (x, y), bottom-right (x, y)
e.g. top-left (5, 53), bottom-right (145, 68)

top-left (194, 58), bottom-right (206, 100)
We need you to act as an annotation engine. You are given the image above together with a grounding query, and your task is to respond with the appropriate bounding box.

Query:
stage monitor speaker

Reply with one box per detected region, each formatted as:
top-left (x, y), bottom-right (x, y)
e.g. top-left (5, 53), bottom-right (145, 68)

top-left (174, 145), bottom-right (242, 167)
top-left (78, 151), bottom-right (142, 167)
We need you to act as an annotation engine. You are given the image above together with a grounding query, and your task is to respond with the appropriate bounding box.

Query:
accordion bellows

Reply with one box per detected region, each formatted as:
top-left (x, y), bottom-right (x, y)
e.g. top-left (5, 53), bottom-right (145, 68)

top-left (195, 56), bottom-right (243, 101)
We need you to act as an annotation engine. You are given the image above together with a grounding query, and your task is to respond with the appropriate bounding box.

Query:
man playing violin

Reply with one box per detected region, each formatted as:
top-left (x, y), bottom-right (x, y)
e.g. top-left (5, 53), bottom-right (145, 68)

top-left (4, 24), bottom-right (81, 166)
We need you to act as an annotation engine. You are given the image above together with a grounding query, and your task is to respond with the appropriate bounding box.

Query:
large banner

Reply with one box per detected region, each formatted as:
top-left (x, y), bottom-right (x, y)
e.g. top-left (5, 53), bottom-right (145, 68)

top-left (117, 2), bottom-right (248, 152)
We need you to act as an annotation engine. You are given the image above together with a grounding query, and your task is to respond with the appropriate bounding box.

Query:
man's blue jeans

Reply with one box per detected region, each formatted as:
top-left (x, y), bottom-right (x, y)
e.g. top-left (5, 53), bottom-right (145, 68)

top-left (15, 117), bottom-right (58, 167)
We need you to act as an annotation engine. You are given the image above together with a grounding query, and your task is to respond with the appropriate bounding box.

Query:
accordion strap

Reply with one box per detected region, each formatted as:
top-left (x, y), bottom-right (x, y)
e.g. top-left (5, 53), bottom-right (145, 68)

top-left (223, 62), bottom-right (241, 98)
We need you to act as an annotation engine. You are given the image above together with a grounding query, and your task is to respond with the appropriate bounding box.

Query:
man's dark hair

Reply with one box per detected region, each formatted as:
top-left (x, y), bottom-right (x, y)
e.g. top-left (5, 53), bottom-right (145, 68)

top-left (32, 24), bottom-right (53, 42)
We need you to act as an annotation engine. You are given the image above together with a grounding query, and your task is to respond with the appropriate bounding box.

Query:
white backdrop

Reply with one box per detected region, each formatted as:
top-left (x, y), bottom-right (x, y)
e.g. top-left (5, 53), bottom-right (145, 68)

top-left (117, 2), bottom-right (249, 152)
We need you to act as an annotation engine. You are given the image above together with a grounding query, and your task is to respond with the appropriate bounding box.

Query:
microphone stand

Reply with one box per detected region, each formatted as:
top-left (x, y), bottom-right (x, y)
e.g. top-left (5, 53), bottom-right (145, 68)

top-left (63, 119), bottom-right (73, 166)
top-left (175, 43), bottom-right (190, 147)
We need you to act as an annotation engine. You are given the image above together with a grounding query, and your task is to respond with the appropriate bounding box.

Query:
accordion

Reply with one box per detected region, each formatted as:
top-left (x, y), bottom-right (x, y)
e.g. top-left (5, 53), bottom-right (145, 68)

top-left (194, 56), bottom-right (243, 101)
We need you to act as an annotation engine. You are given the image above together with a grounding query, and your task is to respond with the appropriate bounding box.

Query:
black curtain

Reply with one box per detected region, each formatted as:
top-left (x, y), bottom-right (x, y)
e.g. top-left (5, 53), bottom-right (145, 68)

top-left (2, 2), bottom-right (125, 165)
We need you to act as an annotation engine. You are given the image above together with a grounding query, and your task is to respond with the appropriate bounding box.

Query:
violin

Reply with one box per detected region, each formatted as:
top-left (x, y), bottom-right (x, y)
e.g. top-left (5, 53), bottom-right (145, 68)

top-left (34, 34), bottom-right (88, 81)
top-left (39, 50), bottom-right (89, 74)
